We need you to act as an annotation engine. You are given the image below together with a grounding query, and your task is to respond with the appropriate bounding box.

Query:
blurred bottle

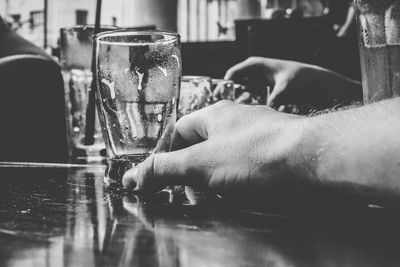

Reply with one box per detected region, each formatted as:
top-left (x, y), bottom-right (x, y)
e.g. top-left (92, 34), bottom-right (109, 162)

top-left (385, 0), bottom-right (400, 97)
top-left (355, 0), bottom-right (398, 103)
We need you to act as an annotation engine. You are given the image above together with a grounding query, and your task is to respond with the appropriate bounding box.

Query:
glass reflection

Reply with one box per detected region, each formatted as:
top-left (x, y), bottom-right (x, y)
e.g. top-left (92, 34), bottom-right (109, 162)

top-left (2, 165), bottom-right (400, 267)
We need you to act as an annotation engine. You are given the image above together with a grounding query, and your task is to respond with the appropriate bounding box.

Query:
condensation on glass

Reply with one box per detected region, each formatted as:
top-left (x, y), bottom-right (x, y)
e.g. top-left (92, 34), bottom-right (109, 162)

top-left (95, 30), bottom-right (182, 164)
top-left (60, 26), bottom-right (115, 160)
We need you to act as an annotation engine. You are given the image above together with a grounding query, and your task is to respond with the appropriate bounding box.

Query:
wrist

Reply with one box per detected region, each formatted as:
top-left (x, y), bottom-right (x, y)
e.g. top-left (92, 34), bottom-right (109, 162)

top-left (260, 114), bottom-right (322, 202)
top-left (286, 116), bottom-right (320, 183)
top-left (309, 102), bottom-right (400, 187)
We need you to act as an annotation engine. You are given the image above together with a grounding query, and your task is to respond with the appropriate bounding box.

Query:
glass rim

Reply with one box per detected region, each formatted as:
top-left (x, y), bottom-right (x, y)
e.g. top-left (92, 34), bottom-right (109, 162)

top-left (95, 29), bottom-right (180, 45)
top-left (211, 78), bottom-right (234, 84)
top-left (182, 75), bottom-right (211, 81)
top-left (61, 25), bottom-right (119, 32)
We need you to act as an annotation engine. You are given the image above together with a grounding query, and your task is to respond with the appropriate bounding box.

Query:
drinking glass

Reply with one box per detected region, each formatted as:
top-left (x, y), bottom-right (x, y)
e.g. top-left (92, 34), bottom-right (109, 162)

top-left (60, 26), bottom-right (115, 161)
top-left (95, 30), bottom-right (181, 168)
top-left (178, 76), bottom-right (212, 118)
top-left (354, 0), bottom-right (400, 103)
top-left (211, 79), bottom-right (236, 102)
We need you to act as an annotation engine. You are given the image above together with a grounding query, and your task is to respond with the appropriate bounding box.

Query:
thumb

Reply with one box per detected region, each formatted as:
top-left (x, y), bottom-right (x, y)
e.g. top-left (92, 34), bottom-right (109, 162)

top-left (122, 146), bottom-right (207, 192)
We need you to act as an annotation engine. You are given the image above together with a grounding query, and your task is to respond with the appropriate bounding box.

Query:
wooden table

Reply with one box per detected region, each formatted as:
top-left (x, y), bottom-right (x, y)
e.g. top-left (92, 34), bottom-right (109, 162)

top-left (0, 162), bottom-right (399, 267)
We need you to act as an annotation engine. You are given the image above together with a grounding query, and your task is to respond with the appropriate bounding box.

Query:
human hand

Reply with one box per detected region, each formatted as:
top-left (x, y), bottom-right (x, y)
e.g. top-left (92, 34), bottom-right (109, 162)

top-left (124, 98), bottom-right (400, 208)
top-left (122, 101), bottom-right (314, 200)
top-left (224, 57), bottom-right (361, 110)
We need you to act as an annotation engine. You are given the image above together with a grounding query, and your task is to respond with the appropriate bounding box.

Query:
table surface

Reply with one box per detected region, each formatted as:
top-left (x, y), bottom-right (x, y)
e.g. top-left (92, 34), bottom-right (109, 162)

top-left (1, 161), bottom-right (400, 267)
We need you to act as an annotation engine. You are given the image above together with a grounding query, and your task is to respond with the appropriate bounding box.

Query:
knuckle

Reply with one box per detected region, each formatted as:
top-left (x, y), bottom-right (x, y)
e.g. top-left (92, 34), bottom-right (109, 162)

top-left (151, 153), bottom-right (163, 178)
top-left (180, 151), bottom-right (191, 168)
top-left (175, 111), bottom-right (200, 131)
top-left (247, 56), bottom-right (262, 64)
top-left (146, 153), bottom-right (172, 192)
top-left (246, 56), bottom-right (257, 62)
top-left (214, 99), bottom-right (234, 108)
top-left (208, 100), bottom-right (235, 117)
top-left (207, 100), bottom-right (237, 126)
top-left (179, 150), bottom-right (195, 177)
top-left (175, 115), bottom-right (187, 132)
top-left (141, 154), bottom-right (156, 185)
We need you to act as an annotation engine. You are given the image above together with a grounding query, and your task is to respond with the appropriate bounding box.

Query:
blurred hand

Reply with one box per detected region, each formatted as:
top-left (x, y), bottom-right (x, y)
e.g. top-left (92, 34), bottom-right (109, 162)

top-left (123, 101), bottom-right (311, 199)
top-left (224, 57), bottom-right (361, 110)
top-left (336, 5), bottom-right (356, 38)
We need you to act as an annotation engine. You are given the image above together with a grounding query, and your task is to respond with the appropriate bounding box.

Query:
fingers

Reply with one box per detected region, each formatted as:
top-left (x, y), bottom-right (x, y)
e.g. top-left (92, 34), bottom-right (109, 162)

top-left (224, 60), bottom-right (252, 82)
top-left (225, 58), bottom-right (279, 104)
top-left (212, 83), bottom-right (230, 102)
top-left (234, 92), bottom-right (252, 104)
top-left (224, 57), bottom-right (268, 83)
top-left (123, 107), bottom-right (215, 192)
top-left (267, 78), bottom-right (290, 108)
top-left (267, 88), bottom-right (282, 108)
top-left (173, 109), bottom-right (209, 149)
top-left (122, 145), bottom-right (208, 192)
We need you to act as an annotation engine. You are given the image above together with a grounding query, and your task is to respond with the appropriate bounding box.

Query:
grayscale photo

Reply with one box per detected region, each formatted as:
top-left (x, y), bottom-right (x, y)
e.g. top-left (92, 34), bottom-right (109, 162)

top-left (0, 0), bottom-right (399, 266)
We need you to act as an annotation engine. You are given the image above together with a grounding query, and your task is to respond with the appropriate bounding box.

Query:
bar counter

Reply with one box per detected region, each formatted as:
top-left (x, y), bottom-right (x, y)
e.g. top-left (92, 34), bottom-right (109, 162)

top-left (0, 162), bottom-right (400, 267)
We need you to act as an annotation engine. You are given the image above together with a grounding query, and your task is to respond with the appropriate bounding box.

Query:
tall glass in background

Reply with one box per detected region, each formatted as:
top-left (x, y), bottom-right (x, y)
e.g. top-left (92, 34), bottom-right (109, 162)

top-left (211, 79), bottom-right (236, 102)
top-left (95, 30), bottom-right (181, 167)
top-left (355, 0), bottom-right (400, 103)
top-left (179, 76), bottom-right (212, 118)
top-left (60, 26), bottom-right (115, 160)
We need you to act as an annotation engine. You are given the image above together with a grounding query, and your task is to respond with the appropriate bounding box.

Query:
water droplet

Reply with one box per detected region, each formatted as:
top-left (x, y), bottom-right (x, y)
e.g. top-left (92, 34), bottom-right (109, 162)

top-left (157, 65), bottom-right (168, 77)
top-left (172, 55), bottom-right (180, 67)
top-left (135, 70), bottom-right (145, 91)
top-left (101, 79), bottom-right (116, 99)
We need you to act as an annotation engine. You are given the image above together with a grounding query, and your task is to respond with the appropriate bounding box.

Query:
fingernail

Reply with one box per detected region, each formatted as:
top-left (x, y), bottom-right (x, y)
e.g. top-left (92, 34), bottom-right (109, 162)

top-left (122, 168), bottom-right (138, 189)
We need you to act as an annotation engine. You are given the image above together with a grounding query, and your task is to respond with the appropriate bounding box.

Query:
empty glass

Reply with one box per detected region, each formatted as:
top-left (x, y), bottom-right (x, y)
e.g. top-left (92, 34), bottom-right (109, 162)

top-left (94, 30), bottom-right (181, 166)
top-left (179, 76), bottom-right (212, 118)
top-left (60, 26), bottom-right (115, 161)
top-left (211, 79), bottom-right (236, 102)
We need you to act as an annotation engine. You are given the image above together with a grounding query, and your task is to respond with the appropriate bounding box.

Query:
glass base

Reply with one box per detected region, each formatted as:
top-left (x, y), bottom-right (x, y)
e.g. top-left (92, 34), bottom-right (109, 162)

top-left (103, 156), bottom-right (148, 186)
top-left (72, 143), bottom-right (107, 162)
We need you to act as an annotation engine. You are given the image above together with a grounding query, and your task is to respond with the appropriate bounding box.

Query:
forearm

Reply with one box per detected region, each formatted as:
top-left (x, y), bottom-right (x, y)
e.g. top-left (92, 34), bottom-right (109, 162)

top-left (300, 98), bottom-right (400, 207)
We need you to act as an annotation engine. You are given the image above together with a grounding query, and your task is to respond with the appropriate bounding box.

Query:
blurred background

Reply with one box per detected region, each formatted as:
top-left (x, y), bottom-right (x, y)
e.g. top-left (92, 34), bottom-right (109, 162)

top-left (0, 0), bottom-right (359, 79)
top-left (0, 0), bottom-right (360, 162)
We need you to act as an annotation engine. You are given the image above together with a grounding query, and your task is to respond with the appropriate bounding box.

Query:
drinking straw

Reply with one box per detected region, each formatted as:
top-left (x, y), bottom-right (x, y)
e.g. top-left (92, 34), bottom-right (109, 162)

top-left (84, 0), bottom-right (102, 145)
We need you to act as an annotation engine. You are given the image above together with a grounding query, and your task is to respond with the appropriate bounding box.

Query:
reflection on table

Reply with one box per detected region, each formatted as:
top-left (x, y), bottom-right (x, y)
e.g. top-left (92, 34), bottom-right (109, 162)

top-left (0, 162), bottom-right (400, 267)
